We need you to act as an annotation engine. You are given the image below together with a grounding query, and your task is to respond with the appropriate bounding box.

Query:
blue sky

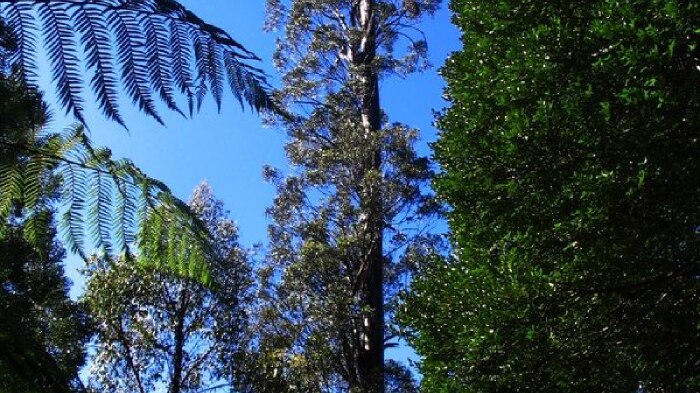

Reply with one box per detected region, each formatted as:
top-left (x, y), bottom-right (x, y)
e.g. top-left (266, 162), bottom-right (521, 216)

top-left (36, 0), bottom-right (460, 370)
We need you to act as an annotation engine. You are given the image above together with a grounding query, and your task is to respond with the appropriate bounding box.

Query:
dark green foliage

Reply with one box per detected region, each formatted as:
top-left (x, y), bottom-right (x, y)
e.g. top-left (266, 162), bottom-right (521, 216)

top-left (0, 214), bottom-right (91, 393)
top-left (402, 1), bottom-right (700, 392)
top-left (0, 43), bottom-right (56, 256)
top-left (0, 0), bottom-right (274, 126)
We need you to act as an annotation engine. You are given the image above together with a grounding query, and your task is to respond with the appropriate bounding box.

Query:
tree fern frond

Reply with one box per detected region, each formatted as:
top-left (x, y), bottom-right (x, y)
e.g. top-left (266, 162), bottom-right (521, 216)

top-left (1, 124), bottom-right (216, 283)
top-left (169, 19), bottom-right (193, 95)
top-left (168, 19), bottom-right (198, 116)
top-left (74, 4), bottom-right (125, 127)
top-left (143, 14), bottom-right (183, 116)
top-left (0, 134), bottom-right (58, 252)
top-left (86, 170), bottom-right (104, 252)
top-left (60, 162), bottom-right (87, 258)
top-left (106, 7), bottom-right (163, 124)
top-left (191, 28), bottom-right (210, 112)
top-left (208, 38), bottom-right (224, 111)
top-left (224, 54), bottom-right (245, 110)
top-left (2, 2), bottom-right (38, 82)
top-left (0, 163), bottom-right (9, 220)
top-left (138, 191), bottom-right (216, 286)
top-left (22, 146), bottom-right (49, 213)
top-left (37, 2), bottom-right (85, 124)
top-left (0, 0), bottom-right (276, 124)
top-left (194, 76), bottom-right (208, 113)
top-left (111, 161), bottom-right (137, 250)
top-left (97, 171), bottom-right (115, 253)
top-left (23, 207), bottom-right (51, 257)
top-left (166, 211), bottom-right (178, 270)
top-left (223, 50), bottom-right (274, 111)
top-left (177, 223), bottom-right (190, 276)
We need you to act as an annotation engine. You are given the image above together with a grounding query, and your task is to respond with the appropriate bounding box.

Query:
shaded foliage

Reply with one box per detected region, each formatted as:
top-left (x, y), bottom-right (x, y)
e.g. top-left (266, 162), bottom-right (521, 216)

top-left (0, 211), bottom-right (91, 393)
top-left (401, 0), bottom-right (700, 392)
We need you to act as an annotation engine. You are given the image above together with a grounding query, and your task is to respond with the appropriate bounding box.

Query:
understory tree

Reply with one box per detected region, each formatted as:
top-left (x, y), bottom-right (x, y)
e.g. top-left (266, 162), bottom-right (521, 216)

top-left (250, 1), bottom-right (442, 392)
top-left (402, 1), bottom-right (700, 392)
top-left (82, 182), bottom-right (252, 393)
top-left (0, 188), bottom-right (91, 393)
top-left (0, 200), bottom-right (90, 393)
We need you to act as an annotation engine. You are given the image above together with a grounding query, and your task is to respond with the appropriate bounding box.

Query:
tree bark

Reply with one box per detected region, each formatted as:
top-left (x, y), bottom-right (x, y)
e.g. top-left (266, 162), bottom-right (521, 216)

top-left (354, 1), bottom-right (384, 391)
top-left (170, 289), bottom-right (188, 393)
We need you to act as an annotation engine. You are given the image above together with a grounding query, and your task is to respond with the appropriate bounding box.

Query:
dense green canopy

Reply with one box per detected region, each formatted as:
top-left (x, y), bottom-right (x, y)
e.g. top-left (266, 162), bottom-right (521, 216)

top-left (402, 1), bottom-right (700, 392)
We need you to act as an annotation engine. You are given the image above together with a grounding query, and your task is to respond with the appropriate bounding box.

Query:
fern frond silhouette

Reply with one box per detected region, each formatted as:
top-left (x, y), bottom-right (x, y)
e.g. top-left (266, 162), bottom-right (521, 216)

top-left (0, 0), bottom-right (274, 126)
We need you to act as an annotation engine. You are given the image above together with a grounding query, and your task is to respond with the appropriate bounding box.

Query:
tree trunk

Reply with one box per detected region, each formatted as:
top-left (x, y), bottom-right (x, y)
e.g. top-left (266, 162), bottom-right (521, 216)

top-left (354, 1), bottom-right (384, 391)
top-left (170, 289), bottom-right (188, 393)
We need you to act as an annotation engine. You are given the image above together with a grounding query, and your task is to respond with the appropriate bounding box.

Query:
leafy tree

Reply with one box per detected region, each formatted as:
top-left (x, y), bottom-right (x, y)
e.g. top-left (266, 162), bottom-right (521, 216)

top-left (82, 182), bottom-right (252, 393)
top-left (0, 0), bottom-right (273, 125)
top-left (249, 1), bottom-right (442, 392)
top-left (401, 1), bottom-right (700, 392)
top-left (0, 208), bottom-right (91, 393)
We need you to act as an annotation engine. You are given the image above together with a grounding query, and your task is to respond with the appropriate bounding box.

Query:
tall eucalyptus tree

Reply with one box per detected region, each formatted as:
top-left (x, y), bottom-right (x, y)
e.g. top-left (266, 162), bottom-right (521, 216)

top-left (254, 1), bottom-right (442, 392)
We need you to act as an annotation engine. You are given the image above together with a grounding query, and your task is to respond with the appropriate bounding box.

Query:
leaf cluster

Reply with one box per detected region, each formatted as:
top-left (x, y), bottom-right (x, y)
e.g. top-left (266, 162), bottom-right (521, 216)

top-left (265, 0), bottom-right (440, 114)
top-left (1, 123), bottom-right (218, 284)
